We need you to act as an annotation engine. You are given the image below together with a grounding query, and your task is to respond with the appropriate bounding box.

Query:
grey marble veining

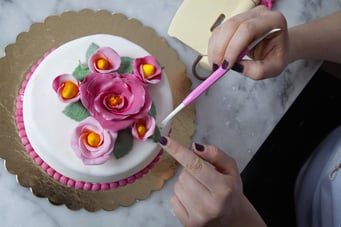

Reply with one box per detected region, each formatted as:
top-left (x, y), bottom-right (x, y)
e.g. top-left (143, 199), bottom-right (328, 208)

top-left (0, 0), bottom-right (340, 226)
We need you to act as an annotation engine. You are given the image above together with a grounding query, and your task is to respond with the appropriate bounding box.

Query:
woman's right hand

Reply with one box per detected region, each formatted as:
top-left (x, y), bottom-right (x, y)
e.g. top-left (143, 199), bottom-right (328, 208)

top-left (208, 6), bottom-right (289, 80)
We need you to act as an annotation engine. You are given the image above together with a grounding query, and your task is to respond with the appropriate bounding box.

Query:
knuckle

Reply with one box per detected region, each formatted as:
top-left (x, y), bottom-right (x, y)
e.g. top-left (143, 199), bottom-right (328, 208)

top-left (185, 156), bottom-right (203, 173)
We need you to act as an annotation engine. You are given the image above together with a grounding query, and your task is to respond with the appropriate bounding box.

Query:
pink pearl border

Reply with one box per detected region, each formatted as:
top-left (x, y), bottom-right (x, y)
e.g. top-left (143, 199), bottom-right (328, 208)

top-left (15, 48), bottom-right (164, 191)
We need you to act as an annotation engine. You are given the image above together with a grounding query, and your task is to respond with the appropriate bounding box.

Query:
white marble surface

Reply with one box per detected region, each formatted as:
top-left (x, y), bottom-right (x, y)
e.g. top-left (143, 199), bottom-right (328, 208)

top-left (0, 0), bottom-right (340, 226)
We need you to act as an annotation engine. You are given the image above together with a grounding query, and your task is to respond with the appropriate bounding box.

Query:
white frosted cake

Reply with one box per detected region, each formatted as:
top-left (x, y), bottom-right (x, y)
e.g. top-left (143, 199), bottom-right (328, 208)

top-left (16, 34), bottom-right (173, 191)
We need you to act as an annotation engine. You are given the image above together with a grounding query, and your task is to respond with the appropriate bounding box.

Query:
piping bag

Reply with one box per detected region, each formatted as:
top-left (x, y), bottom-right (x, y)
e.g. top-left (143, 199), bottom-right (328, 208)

top-left (159, 28), bottom-right (281, 129)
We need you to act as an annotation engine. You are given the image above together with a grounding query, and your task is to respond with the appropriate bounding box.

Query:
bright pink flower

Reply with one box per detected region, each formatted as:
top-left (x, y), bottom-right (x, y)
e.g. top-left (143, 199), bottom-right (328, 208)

top-left (52, 74), bottom-right (80, 103)
top-left (79, 72), bottom-right (152, 132)
top-left (131, 116), bottom-right (156, 141)
top-left (70, 117), bottom-right (116, 165)
top-left (88, 47), bottom-right (121, 73)
top-left (133, 56), bottom-right (162, 84)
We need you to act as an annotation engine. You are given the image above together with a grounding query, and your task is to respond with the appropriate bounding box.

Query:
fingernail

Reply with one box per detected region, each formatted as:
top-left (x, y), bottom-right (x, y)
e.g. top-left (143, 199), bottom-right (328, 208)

top-left (212, 63), bottom-right (219, 72)
top-left (194, 143), bottom-right (205, 152)
top-left (159, 136), bottom-right (168, 146)
top-left (232, 62), bottom-right (244, 73)
top-left (222, 60), bottom-right (229, 70)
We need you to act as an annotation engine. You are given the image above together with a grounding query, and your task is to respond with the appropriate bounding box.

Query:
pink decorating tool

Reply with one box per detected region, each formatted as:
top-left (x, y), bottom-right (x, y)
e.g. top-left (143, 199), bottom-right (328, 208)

top-left (160, 28), bottom-right (281, 128)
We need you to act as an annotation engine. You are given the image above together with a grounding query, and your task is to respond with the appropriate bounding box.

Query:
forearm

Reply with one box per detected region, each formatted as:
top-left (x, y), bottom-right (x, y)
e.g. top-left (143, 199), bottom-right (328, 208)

top-left (288, 11), bottom-right (341, 63)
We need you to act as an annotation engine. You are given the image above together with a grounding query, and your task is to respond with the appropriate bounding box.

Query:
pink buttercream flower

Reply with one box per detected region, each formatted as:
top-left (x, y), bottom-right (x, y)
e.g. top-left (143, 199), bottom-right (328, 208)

top-left (133, 56), bottom-right (162, 84)
top-left (79, 72), bottom-right (152, 132)
top-left (88, 47), bottom-right (121, 73)
top-left (70, 117), bottom-right (116, 165)
top-left (131, 116), bottom-right (156, 141)
top-left (52, 74), bottom-right (80, 103)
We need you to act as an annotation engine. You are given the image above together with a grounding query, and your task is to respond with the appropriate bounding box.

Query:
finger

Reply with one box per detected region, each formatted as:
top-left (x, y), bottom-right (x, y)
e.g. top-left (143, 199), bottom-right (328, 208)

top-left (224, 11), bottom-right (287, 68)
top-left (192, 143), bottom-right (239, 177)
top-left (170, 195), bottom-right (188, 225)
top-left (173, 170), bottom-right (210, 212)
top-left (208, 5), bottom-right (270, 67)
top-left (159, 136), bottom-right (223, 188)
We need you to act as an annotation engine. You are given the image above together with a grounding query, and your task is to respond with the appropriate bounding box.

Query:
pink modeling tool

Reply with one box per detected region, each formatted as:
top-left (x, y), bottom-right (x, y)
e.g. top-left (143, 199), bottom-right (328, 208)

top-left (160, 28), bottom-right (281, 128)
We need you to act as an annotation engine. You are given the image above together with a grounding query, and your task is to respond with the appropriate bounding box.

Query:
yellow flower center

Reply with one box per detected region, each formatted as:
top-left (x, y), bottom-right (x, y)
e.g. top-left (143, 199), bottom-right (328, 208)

top-left (107, 95), bottom-right (123, 108)
top-left (61, 81), bottom-right (79, 99)
top-left (136, 123), bottom-right (147, 137)
top-left (142, 64), bottom-right (155, 78)
top-left (86, 131), bottom-right (101, 147)
top-left (96, 58), bottom-right (111, 70)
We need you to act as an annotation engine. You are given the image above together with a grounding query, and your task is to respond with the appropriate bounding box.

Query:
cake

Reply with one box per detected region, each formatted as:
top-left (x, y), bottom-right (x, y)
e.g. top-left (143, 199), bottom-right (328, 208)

top-left (15, 34), bottom-right (173, 191)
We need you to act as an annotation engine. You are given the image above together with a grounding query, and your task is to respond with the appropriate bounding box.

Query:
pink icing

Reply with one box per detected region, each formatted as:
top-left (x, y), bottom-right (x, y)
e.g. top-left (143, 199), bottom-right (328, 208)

top-left (15, 48), bottom-right (164, 191)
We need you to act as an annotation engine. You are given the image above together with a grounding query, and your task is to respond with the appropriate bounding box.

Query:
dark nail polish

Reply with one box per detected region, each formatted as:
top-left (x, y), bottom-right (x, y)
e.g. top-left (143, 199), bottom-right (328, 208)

top-left (222, 60), bottom-right (229, 70)
top-left (232, 62), bottom-right (244, 73)
top-left (194, 143), bottom-right (205, 152)
top-left (159, 136), bottom-right (168, 146)
top-left (212, 63), bottom-right (219, 72)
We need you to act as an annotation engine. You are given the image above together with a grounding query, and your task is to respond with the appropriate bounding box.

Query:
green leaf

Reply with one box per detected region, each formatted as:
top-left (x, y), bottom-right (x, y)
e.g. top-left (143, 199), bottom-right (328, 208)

top-left (150, 126), bottom-right (161, 142)
top-left (113, 129), bottom-right (134, 159)
top-left (72, 62), bottom-right (90, 81)
top-left (86, 43), bottom-right (100, 61)
top-left (62, 101), bottom-right (90, 121)
top-left (117, 56), bottom-right (133, 74)
top-left (148, 102), bottom-right (157, 118)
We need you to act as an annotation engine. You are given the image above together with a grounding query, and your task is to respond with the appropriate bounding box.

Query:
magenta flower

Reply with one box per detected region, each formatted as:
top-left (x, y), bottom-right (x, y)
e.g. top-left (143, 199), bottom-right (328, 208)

top-left (131, 116), bottom-right (156, 141)
top-left (133, 56), bottom-right (162, 84)
top-left (70, 117), bottom-right (116, 165)
top-left (52, 74), bottom-right (80, 103)
top-left (88, 47), bottom-right (121, 73)
top-left (79, 72), bottom-right (152, 132)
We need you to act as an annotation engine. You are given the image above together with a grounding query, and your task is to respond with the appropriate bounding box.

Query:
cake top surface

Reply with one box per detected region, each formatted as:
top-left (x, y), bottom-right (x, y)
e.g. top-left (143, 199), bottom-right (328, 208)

top-left (22, 34), bottom-right (172, 182)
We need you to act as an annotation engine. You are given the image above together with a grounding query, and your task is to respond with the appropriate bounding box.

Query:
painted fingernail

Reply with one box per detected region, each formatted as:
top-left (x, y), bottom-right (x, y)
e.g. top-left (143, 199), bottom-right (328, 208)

top-left (194, 143), bottom-right (205, 152)
top-left (159, 136), bottom-right (168, 146)
top-left (232, 62), bottom-right (244, 73)
top-left (212, 63), bottom-right (219, 72)
top-left (222, 60), bottom-right (229, 70)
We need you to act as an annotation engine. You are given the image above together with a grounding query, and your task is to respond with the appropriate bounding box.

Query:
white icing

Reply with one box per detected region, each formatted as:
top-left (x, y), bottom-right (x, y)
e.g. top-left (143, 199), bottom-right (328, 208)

top-left (23, 34), bottom-right (172, 183)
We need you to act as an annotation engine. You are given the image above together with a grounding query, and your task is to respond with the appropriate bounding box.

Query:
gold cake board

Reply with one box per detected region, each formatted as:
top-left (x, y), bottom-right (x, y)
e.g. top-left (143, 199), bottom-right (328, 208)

top-left (0, 9), bottom-right (195, 211)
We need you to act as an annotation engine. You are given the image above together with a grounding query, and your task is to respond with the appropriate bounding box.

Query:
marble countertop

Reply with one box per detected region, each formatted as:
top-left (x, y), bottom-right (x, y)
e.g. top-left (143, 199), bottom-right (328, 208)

top-left (0, 0), bottom-right (340, 226)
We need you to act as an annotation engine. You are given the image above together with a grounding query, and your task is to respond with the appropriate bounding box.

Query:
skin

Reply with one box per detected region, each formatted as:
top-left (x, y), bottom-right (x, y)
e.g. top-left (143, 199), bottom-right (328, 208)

top-left (159, 137), bottom-right (266, 227)
top-left (208, 6), bottom-right (341, 80)
top-left (160, 6), bottom-right (341, 227)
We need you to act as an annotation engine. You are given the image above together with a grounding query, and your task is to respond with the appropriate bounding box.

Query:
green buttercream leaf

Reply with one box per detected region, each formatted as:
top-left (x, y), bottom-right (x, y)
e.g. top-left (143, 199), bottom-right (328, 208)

top-left (86, 43), bottom-right (100, 61)
top-left (148, 102), bottom-right (157, 118)
top-left (72, 62), bottom-right (90, 81)
top-left (150, 126), bottom-right (161, 142)
top-left (62, 101), bottom-right (90, 122)
top-left (117, 56), bottom-right (134, 74)
top-left (114, 129), bottom-right (134, 159)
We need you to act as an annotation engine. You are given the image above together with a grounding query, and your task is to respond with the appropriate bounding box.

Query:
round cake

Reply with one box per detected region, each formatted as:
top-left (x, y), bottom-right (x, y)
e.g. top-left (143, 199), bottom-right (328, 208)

top-left (16, 34), bottom-right (173, 190)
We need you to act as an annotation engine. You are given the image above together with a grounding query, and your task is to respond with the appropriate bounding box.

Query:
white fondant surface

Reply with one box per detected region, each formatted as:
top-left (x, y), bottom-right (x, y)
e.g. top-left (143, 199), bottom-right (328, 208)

top-left (23, 34), bottom-right (173, 183)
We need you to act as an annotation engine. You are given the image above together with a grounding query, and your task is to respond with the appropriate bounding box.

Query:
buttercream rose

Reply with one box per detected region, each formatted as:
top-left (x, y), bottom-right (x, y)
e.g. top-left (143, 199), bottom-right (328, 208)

top-left (88, 47), bottom-right (121, 73)
top-left (131, 116), bottom-right (156, 141)
top-left (79, 72), bottom-right (152, 132)
top-left (52, 74), bottom-right (80, 103)
top-left (70, 117), bottom-right (116, 165)
top-left (133, 56), bottom-right (162, 84)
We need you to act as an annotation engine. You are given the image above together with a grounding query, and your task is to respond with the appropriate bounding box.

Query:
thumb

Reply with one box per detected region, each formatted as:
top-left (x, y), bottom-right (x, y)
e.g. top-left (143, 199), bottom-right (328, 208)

top-left (192, 143), bottom-right (239, 176)
top-left (239, 57), bottom-right (284, 80)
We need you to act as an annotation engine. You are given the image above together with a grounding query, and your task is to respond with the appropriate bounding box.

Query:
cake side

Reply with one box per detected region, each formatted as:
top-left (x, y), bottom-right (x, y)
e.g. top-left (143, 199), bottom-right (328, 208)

top-left (19, 34), bottom-right (173, 188)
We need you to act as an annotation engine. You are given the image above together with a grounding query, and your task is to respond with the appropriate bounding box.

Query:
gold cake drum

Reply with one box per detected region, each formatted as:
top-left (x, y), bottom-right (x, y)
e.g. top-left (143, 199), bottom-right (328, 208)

top-left (0, 9), bottom-right (195, 211)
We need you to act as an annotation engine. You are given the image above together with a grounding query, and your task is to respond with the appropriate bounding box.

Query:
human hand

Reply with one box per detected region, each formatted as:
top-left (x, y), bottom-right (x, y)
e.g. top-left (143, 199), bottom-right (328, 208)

top-left (208, 5), bottom-right (289, 80)
top-left (159, 136), bottom-right (266, 227)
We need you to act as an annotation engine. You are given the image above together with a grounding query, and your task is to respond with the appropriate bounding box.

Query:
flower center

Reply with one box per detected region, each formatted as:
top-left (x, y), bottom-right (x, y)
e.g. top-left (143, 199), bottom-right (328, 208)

top-left (142, 64), bottom-right (155, 78)
top-left (61, 80), bottom-right (79, 99)
top-left (107, 95), bottom-right (124, 108)
top-left (96, 58), bottom-right (111, 70)
top-left (136, 123), bottom-right (147, 137)
top-left (86, 131), bottom-right (101, 147)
